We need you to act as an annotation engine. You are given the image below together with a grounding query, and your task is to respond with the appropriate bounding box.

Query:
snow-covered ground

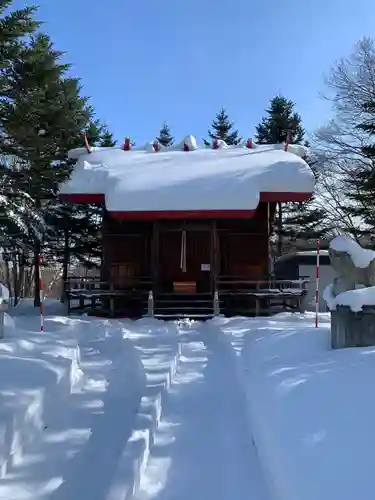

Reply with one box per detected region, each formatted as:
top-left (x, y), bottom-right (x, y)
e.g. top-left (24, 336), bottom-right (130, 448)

top-left (0, 303), bottom-right (372, 500)
top-left (230, 312), bottom-right (375, 500)
top-left (0, 301), bottom-right (179, 500)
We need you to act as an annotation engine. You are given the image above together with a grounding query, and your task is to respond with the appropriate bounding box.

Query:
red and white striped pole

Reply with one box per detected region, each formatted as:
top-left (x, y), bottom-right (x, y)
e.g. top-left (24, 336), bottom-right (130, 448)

top-left (315, 239), bottom-right (320, 328)
top-left (38, 255), bottom-right (44, 332)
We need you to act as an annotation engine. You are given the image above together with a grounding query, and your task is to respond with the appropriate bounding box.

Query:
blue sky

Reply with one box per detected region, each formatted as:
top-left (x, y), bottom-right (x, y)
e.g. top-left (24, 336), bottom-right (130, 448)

top-left (12, 0), bottom-right (375, 144)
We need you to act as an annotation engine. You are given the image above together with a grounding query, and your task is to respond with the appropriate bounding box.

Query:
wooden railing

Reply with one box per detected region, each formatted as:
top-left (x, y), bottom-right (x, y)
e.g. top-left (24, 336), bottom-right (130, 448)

top-left (215, 275), bottom-right (309, 315)
top-left (63, 275), bottom-right (310, 317)
top-left (64, 276), bottom-right (153, 316)
top-left (65, 276), bottom-right (152, 293)
top-left (216, 275), bottom-right (309, 293)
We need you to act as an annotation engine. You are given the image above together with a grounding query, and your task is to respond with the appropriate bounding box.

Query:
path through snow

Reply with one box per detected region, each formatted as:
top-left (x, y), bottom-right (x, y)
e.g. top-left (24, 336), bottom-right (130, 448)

top-left (0, 315), bottom-right (178, 500)
top-left (135, 321), bottom-right (270, 500)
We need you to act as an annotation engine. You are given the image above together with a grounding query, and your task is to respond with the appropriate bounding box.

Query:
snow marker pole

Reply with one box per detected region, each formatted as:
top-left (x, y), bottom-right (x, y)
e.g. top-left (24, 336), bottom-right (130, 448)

top-left (315, 239), bottom-right (320, 328)
top-left (38, 255), bottom-right (44, 332)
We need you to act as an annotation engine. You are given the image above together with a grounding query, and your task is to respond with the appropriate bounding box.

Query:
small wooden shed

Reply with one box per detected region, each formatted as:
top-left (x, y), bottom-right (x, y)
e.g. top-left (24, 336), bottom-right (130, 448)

top-left (59, 136), bottom-right (314, 318)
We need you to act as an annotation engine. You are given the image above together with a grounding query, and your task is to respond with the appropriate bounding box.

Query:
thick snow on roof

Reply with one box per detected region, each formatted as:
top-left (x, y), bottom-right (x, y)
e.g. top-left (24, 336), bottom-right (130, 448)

top-left (60, 137), bottom-right (315, 213)
top-left (330, 235), bottom-right (375, 268)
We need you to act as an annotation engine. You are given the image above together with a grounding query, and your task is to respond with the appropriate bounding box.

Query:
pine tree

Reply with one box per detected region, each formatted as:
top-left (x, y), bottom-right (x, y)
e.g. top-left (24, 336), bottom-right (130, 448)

top-left (255, 96), bottom-right (305, 144)
top-left (0, 33), bottom-right (92, 304)
top-left (207, 108), bottom-right (241, 145)
top-left (157, 122), bottom-right (173, 147)
top-left (100, 127), bottom-right (116, 147)
top-left (0, 0), bottom-right (41, 249)
top-left (0, 1), bottom-right (40, 67)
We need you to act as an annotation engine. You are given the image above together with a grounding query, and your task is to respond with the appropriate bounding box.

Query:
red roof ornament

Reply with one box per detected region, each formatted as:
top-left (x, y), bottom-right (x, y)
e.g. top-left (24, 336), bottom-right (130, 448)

top-left (123, 137), bottom-right (131, 151)
top-left (246, 138), bottom-right (253, 149)
top-left (212, 139), bottom-right (219, 150)
top-left (284, 131), bottom-right (292, 152)
top-left (84, 133), bottom-right (92, 154)
top-left (153, 140), bottom-right (160, 152)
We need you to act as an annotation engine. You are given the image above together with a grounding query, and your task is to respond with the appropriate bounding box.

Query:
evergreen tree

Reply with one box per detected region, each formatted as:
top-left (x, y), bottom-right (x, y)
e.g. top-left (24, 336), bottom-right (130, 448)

top-left (0, 1), bottom-right (40, 67)
top-left (0, 33), bottom-right (92, 304)
top-left (207, 108), bottom-right (241, 145)
top-left (100, 127), bottom-right (116, 147)
top-left (255, 96), bottom-right (305, 144)
top-left (0, 0), bottom-right (41, 248)
top-left (157, 122), bottom-right (173, 147)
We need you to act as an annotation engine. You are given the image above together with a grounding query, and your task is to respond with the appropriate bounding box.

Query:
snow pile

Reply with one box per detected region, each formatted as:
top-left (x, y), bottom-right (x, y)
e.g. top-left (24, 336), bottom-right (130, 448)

top-left (180, 134), bottom-right (198, 150)
top-left (330, 235), bottom-right (375, 268)
top-left (60, 137), bottom-right (314, 213)
top-left (324, 284), bottom-right (375, 312)
top-left (0, 304), bottom-right (83, 479)
top-left (231, 312), bottom-right (375, 500)
top-left (322, 236), bottom-right (375, 311)
top-left (0, 307), bottom-right (181, 500)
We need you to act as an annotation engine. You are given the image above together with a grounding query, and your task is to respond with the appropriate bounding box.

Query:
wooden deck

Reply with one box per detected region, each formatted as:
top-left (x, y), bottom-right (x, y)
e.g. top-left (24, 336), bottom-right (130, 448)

top-left (64, 275), bottom-right (309, 318)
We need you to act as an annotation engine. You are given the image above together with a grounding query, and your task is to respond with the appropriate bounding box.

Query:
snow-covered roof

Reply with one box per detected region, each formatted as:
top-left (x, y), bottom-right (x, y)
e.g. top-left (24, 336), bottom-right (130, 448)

top-left (59, 136), bottom-right (315, 217)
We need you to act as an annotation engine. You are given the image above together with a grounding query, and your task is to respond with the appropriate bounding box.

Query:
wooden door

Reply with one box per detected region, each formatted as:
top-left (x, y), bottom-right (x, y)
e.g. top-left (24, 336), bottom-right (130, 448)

top-left (158, 229), bottom-right (212, 293)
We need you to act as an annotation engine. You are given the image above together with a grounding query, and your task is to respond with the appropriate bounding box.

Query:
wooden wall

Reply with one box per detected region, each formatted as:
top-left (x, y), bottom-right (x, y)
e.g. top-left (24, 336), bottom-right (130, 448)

top-left (102, 215), bottom-right (152, 287)
top-left (217, 203), bottom-right (272, 277)
top-left (101, 202), bottom-right (275, 289)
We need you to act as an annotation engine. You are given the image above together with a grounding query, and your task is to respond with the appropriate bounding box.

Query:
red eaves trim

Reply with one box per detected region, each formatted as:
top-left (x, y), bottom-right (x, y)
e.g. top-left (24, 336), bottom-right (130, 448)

top-left (59, 191), bottom-right (313, 219)
top-left (109, 210), bottom-right (257, 220)
top-left (60, 193), bottom-right (105, 204)
top-left (260, 192), bottom-right (312, 202)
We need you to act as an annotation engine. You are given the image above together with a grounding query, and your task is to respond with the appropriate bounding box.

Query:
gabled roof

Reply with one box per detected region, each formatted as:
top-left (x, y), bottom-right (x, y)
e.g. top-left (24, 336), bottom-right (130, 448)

top-left (59, 136), bottom-right (315, 219)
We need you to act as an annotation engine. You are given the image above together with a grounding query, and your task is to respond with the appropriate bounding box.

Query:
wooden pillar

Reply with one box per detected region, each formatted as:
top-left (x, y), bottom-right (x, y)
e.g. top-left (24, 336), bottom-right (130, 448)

top-left (267, 202), bottom-right (274, 277)
top-left (101, 208), bottom-right (109, 282)
top-left (211, 220), bottom-right (218, 292)
top-left (151, 221), bottom-right (159, 293)
top-left (277, 201), bottom-right (283, 256)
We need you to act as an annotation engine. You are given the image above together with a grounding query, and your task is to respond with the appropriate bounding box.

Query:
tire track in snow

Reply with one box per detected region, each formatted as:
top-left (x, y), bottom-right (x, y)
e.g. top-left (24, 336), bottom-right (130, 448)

top-left (135, 321), bottom-right (270, 500)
